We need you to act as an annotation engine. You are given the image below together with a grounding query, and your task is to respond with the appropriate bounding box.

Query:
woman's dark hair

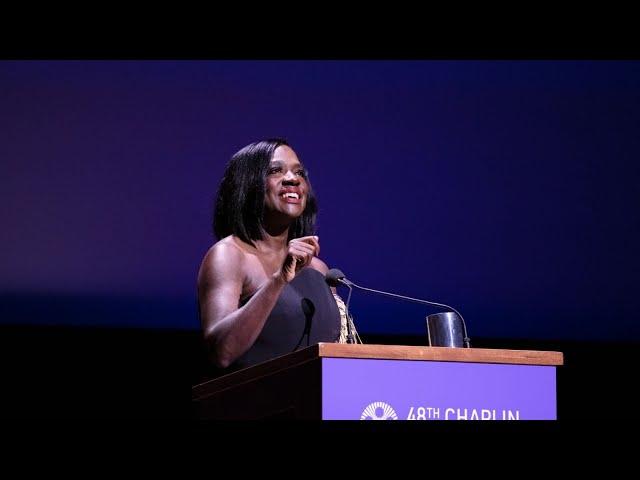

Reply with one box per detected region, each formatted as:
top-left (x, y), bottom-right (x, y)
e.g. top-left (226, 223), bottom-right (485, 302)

top-left (213, 138), bottom-right (318, 246)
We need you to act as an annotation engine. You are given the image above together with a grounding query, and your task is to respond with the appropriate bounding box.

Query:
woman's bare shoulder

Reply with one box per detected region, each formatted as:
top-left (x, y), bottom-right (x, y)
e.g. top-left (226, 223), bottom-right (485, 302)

top-left (203, 236), bottom-right (244, 259)
top-left (199, 236), bottom-right (248, 281)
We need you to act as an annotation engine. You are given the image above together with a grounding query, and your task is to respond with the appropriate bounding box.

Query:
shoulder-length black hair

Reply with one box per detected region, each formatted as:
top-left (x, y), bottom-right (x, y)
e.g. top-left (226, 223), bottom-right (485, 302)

top-left (213, 138), bottom-right (318, 246)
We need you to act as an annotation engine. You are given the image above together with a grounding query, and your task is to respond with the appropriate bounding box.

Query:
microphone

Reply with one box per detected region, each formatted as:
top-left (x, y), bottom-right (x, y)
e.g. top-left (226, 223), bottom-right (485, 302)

top-left (325, 268), bottom-right (471, 348)
top-left (293, 298), bottom-right (315, 351)
top-left (301, 298), bottom-right (315, 345)
top-left (325, 269), bottom-right (349, 288)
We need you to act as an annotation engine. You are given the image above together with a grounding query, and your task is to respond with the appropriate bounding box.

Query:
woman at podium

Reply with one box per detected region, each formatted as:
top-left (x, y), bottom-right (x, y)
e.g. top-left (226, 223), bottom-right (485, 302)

top-left (197, 138), bottom-right (351, 375)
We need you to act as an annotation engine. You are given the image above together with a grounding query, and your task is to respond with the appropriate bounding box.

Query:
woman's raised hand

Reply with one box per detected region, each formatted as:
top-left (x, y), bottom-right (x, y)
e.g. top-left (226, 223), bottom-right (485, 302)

top-left (279, 235), bottom-right (320, 283)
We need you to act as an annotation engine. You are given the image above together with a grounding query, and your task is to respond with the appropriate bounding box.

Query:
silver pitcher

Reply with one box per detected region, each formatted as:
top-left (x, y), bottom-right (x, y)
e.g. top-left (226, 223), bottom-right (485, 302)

top-left (426, 312), bottom-right (465, 348)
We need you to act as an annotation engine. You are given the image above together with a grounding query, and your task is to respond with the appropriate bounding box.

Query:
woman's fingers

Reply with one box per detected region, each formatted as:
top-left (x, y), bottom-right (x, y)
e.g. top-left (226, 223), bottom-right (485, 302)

top-left (280, 236), bottom-right (321, 282)
top-left (289, 245), bottom-right (314, 268)
top-left (290, 236), bottom-right (320, 257)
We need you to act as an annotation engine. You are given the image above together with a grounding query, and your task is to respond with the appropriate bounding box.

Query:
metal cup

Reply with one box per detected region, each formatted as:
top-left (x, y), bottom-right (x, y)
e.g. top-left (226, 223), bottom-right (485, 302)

top-left (426, 312), bottom-right (465, 348)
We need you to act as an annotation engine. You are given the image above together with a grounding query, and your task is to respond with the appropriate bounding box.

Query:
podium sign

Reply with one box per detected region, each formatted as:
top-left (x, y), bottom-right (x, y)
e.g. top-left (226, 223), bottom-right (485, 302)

top-left (322, 358), bottom-right (557, 420)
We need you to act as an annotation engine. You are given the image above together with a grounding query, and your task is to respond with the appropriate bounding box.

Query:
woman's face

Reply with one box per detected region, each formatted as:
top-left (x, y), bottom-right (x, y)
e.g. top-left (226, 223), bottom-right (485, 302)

top-left (263, 145), bottom-right (308, 222)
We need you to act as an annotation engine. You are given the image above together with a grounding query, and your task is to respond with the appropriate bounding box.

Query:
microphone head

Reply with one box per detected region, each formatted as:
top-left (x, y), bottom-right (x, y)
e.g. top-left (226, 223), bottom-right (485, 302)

top-left (301, 297), bottom-right (315, 317)
top-left (325, 268), bottom-right (346, 287)
top-left (300, 298), bottom-right (315, 337)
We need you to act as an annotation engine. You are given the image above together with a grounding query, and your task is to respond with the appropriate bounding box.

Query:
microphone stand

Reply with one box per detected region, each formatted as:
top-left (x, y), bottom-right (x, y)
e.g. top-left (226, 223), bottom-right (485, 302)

top-left (339, 277), bottom-right (471, 348)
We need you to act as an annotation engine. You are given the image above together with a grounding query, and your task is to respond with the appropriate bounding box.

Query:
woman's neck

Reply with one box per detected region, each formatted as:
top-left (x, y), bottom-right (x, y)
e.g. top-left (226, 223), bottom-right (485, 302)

top-left (255, 227), bottom-right (289, 254)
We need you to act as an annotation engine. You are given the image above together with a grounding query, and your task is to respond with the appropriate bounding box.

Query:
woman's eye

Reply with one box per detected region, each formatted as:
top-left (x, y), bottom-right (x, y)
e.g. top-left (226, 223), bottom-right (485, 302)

top-left (268, 167), bottom-right (281, 174)
top-left (296, 170), bottom-right (307, 177)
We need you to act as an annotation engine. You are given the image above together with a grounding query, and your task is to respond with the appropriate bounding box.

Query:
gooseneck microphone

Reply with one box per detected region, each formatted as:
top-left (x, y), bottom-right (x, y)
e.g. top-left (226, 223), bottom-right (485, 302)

top-left (325, 268), bottom-right (471, 348)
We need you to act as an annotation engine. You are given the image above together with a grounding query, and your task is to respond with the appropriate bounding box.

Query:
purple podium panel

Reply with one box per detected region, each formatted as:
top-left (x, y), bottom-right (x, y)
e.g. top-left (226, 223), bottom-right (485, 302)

top-left (321, 358), bottom-right (557, 420)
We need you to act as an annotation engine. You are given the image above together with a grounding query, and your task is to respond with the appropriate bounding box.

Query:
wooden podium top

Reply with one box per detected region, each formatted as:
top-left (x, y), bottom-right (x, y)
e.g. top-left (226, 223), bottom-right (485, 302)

top-left (314, 343), bottom-right (563, 365)
top-left (192, 343), bottom-right (563, 401)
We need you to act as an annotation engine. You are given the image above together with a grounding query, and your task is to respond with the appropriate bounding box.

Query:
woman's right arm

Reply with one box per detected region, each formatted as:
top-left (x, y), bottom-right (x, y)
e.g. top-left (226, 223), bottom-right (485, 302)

top-left (198, 237), bottom-right (319, 369)
top-left (197, 242), bottom-right (287, 369)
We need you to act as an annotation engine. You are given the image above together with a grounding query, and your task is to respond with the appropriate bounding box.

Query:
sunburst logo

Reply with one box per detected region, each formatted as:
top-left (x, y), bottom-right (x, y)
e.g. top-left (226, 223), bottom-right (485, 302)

top-left (360, 401), bottom-right (398, 420)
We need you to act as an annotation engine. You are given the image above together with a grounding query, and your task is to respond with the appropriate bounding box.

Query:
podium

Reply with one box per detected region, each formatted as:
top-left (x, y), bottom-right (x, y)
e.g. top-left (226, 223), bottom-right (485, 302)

top-left (192, 343), bottom-right (564, 420)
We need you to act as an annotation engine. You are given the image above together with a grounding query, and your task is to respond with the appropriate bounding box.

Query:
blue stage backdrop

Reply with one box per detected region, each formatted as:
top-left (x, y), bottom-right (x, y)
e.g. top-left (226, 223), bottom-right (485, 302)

top-left (1, 60), bottom-right (639, 343)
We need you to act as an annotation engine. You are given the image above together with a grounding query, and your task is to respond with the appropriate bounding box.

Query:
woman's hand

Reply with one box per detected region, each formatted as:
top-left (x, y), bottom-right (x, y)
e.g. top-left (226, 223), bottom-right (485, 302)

top-left (278, 236), bottom-right (320, 283)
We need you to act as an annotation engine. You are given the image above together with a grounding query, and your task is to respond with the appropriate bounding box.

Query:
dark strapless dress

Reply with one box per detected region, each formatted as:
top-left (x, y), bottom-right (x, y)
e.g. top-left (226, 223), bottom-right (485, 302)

top-left (229, 267), bottom-right (341, 371)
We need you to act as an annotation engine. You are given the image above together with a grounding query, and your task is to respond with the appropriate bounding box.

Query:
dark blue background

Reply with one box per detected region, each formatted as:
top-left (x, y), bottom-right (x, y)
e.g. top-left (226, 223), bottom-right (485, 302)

top-left (2, 60), bottom-right (639, 343)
